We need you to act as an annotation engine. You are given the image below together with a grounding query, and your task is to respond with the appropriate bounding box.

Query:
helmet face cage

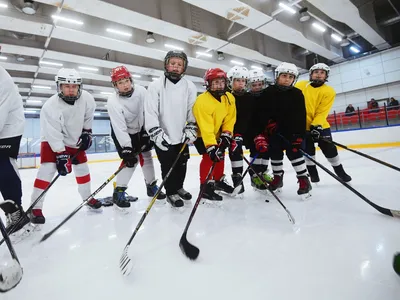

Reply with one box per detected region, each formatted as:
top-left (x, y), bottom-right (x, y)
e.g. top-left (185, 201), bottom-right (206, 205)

top-left (248, 70), bottom-right (267, 95)
top-left (309, 63), bottom-right (330, 83)
top-left (204, 68), bottom-right (228, 98)
top-left (55, 68), bottom-right (83, 103)
top-left (274, 62), bottom-right (299, 90)
top-left (227, 66), bottom-right (249, 94)
top-left (164, 50), bottom-right (188, 81)
top-left (111, 66), bottom-right (134, 97)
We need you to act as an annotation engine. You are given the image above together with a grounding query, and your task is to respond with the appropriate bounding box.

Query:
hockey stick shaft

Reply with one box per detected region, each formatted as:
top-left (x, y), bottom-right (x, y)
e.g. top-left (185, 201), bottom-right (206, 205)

top-left (124, 141), bottom-right (189, 247)
top-left (242, 155), bottom-right (295, 224)
top-left (0, 218), bottom-right (20, 263)
top-left (323, 139), bottom-right (400, 172)
top-left (300, 149), bottom-right (400, 218)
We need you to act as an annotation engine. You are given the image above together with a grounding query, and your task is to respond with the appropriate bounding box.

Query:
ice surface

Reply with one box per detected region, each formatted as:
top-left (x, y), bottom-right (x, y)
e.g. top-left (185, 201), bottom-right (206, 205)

top-left (1, 147), bottom-right (400, 300)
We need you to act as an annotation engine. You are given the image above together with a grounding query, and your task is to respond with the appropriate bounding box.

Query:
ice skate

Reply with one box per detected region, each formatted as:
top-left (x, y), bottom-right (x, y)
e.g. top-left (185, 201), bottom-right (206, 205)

top-left (297, 176), bottom-right (312, 200)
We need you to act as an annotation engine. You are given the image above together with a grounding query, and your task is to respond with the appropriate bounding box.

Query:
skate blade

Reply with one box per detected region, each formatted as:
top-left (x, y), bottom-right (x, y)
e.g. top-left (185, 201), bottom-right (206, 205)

top-left (86, 206), bottom-right (103, 213)
top-left (9, 223), bottom-right (35, 244)
top-left (113, 205), bottom-right (130, 215)
top-left (201, 199), bottom-right (223, 208)
top-left (299, 192), bottom-right (312, 201)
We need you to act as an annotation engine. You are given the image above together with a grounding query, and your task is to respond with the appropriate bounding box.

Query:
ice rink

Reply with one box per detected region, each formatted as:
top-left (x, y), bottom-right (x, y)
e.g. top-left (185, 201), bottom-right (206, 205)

top-left (1, 146), bottom-right (400, 300)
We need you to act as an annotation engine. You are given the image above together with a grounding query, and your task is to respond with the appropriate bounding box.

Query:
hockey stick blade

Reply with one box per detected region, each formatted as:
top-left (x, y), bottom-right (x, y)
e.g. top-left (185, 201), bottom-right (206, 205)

top-left (119, 246), bottom-right (133, 276)
top-left (179, 233), bottom-right (199, 260)
top-left (0, 259), bottom-right (23, 293)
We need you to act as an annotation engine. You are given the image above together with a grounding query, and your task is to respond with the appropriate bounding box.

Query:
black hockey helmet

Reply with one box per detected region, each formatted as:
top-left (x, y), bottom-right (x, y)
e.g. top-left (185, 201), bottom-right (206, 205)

top-left (164, 50), bottom-right (188, 81)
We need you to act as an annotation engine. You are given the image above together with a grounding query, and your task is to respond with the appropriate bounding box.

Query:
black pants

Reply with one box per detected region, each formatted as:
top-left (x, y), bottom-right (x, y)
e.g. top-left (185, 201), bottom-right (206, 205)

top-left (154, 143), bottom-right (190, 195)
top-left (303, 128), bottom-right (338, 159)
top-left (111, 126), bottom-right (153, 158)
top-left (229, 146), bottom-right (243, 175)
top-left (0, 135), bottom-right (23, 206)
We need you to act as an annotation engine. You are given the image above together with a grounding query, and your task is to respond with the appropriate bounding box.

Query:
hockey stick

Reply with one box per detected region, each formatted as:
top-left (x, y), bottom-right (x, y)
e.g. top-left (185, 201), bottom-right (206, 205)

top-left (179, 161), bottom-right (216, 260)
top-left (242, 155), bottom-right (296, 224)
top-left (119, 141), bottom-right (189, 276)
top-left (322, 138), bottom-right (400, 173)
top-left (0, 151), bottom-right (81, 247)
top-left (300, 149), bottom-right (400, 218)
top-left (0, 218), bottom-right (23, 293)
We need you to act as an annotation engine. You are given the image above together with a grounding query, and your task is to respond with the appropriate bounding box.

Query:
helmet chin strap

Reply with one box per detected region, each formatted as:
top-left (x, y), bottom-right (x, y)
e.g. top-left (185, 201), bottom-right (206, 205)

top-left (119, 88), bottom-right (134, 97)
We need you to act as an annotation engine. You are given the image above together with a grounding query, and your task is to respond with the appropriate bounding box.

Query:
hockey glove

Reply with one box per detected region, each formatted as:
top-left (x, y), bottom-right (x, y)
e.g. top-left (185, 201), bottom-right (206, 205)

top-left (290, 135), bottom-right (303, 153)
top-left (230, 134), bottom-right (243, 154)
top-left (310, 125), bottom-right (323, 142)
top-left (76, 129), bottom-right (92, 151)
top-left (139, 128), bottom-right (153, 152)
top-left (254, 134), bottom-right (269, 153)
top-left (182, 122), bottom-right (198, 143)
top-left (218, 131), bottom-right (232, 151)
top-left (148, 127), bottom-right (171, 151)
top-left (56, 151), bottom-right (72, 176)
top-left (206, 145), bottom-right (225, 162)
top-left (265, 119), bottom-right (278, 136)
top-left (121, 147), bottom-right (138, 168)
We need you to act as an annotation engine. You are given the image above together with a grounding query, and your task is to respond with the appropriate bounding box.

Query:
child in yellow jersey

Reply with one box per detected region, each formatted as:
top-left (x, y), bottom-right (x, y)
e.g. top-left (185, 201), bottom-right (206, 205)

top-left (193, 68), bottom-right (236, 201)
top-left (295, 63), bottom-right (351, 183)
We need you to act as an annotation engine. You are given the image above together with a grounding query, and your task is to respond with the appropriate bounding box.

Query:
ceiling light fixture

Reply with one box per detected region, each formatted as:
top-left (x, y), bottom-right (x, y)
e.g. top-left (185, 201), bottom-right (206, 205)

top-left (106, 28), bottom-right (132, 37)
top-left (299, 7), bottom-right (310, 22)
top-left (22, 0), bottom-right (38, 15)
top-left (51, 15), bottom-right (84, 25)
top-left (132, 74), bottom-right (141, 78)
top-left (40, 60), bottom-right (63, 67)
top-left (32, 85), bottom-right (51, 89)
top-left (146, 32), bottom-right (156, 44)
top-left (350, 46), bottom-right (360, 53)
top-left (0, 56), bottom-right (7, 60)
top-left (340, 36), bottom-right (351, 47)
top-left (78, 66), bottom-right (99, 72)
top-left (312, 22), bottom-right (326, 32)
top-left (100, 91), bottom-right (113, 95)
top-left (278, 2), bottom-right (296, 14)
top-left (230, 60), bottom-right (244, 66)
top-left (26, 100), bottom-right (43, 104)
top-left (152, 77), bottom-right (159, 81)
top-left (331, 33), bottom-right (342, 42)
top-left (251, 65), bottom-right (263, 70)
top-left (217, 51), bottom-right (225, 61)
top-left (164, 44), bottom-right (184, 51)
top-left (0, 3), bottom-right (8, 8)
top-left (196, 51), bottom-right (212, 58)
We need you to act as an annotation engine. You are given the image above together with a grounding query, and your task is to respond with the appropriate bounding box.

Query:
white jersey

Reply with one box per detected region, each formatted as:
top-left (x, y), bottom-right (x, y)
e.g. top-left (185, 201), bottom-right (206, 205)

top-left (0, 66), bottom-right (25, 139)
top-left (40, 90), bottom-right (96, 153)
top-left (145, 75), bottom-right (197, 145)
top-left (107, 85), bottom-right (146, 148)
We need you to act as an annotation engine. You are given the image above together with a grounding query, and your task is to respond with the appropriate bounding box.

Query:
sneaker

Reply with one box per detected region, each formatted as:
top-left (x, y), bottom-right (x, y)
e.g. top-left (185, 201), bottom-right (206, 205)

top-left (30, 209), bottom-right (45, 224)
top-left (177, 188), bottom-right (192, 200)
top-left (297, 176), bottom-right (312, 195)
top-left (112, 187), bottom-right (131, 208)
top-left (333, 164), bottom-right (352, 182)
top-left (86, 198), bottom-right (102, 209)
top-left (167, 194), bottom-right (184, 207)
top-left (201, 181), bottom-right (223, 201)
top-left (270, 172), bottom-right (284, 191)
top-left (307, 165), bottom-right (320, 183)
top-left (214, 175), bottom-right (234, 194)
top-left (147, 180), bottom-right (166, 200)
top-left (231, 174), bottom-right (244, 194)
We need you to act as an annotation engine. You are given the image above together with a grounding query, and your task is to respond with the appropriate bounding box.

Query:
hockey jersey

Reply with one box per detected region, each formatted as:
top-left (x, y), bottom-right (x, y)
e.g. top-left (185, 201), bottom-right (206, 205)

top-left (251, 85), bottom-right (306, 138)
top-left (193, 91), bottom-right (236, 148)
top-left (295, 80), bottom-right (335, 130)
top-left (40, 90), bottom-right (96, 153)
top-left (145, 75), bottom-right (197, 145)
top-left (232, 92), bottom-right (256, 145)
top-left (107, 85), bottom-right (146, 148)
top-left (0, 66), bottom-right (25, 139)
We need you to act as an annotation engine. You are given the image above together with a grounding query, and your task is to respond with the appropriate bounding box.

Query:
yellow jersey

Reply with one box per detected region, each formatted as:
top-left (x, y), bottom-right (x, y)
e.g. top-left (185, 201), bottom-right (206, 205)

top-left (193, 91), bottom-right (236, 148)
top-left (295, 80), bottom-right (336, 130)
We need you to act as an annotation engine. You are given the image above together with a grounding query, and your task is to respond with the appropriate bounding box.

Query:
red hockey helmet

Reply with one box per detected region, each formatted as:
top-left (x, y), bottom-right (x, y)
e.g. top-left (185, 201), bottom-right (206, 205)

top-left (204, 68), bottom-right (228, 97)
top-left (111, 66), bottom-right (132, 83)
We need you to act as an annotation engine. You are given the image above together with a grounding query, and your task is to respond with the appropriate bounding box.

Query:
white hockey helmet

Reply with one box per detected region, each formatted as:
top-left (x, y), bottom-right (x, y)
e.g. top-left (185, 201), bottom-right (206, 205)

top-left (55, 68), bottom-right (82, 103)
top-left (274, 62), bottom-right (299, 89)
top-left (227, 66), bottom-right (249, 93)
top-left (309, 63), bottom-right (330, 78)
top-left (248, 69), bottom-right (267, 95)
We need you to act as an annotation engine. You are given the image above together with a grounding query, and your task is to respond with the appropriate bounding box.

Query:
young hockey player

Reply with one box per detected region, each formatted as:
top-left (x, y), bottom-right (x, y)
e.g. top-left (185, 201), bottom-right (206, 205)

top-left (193, 68), bottom-right (236, 201)
top-left (295, 63), bottom-right (351, 183)
top-left (29, 68), bottom-right (102, 224)
top-left (106, 66), bottom-right (165, 209)
top-left (0, 66), bottom-right (31, 235)
top-left (227, 66), bottom-right (251, 194)
top-left (145, 51), bottom-right (197, 207)
top-left (247, 69), bottom-right (273, 191)
top-left (252, 62), bottom-right (311, 197)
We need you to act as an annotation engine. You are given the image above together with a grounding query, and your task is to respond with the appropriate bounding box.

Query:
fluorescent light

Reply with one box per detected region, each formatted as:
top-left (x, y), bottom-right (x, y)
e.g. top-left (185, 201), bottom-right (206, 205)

top-left (0, 56), bottom-right (7, 60)
top-left (331, 33), bottom-right (342, 42)
top-left (251, 65), bottom-right (263, 70)
top-left (230, 60), bottom-right (244, 66)
top-left (106, 28), bottom-right (132, 37)
top-left (164, 44), bottom-right (184, 51)
top-left (32, 85), bottom-right (51, 89)
top-left (26, 100), bottom-right (43, 104)
top-left (51, 15), bottom-right (84, 25)
top-left (132, 74), bottom-right (141, 78)
top-left (100, 91), bottom-right (113, 95)
top-left (152, 77), bottom-right (159, 81)
top-left (312, 22), bottom-right (326, 32)
top-left (350, 46), bottom-right (360, 53)
top-left (24, 111), bottom-right (39, 114)
top-left (196, 51), bottom-right (212, 57)
top-left (78, 66), bottom-right (99, 72)
top-left (278, 2), bottom-right (296, 14)
top-left (40, 60), bottom-right (63, 67)
top-left (94, 112), bottom-right (102, 116)
top-left (0, 3), bottom-right (8, 8)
